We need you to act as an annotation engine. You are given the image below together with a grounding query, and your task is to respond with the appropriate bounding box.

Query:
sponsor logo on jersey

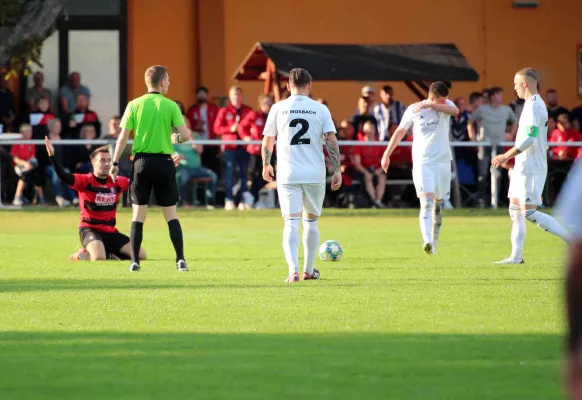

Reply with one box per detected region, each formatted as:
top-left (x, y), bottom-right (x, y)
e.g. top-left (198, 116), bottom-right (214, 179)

top-left (95, 193), bottom-right (116, 206)
top-left (226, 113), bottom-right (233, 120)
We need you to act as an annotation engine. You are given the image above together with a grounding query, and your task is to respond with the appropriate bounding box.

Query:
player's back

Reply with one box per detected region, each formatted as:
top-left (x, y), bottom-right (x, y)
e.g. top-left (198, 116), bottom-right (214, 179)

top-left (124, 93), bottom-right (181, 155)
top-left (514, 94), bottom-right (548, 175)
top-left (402, 100), bottom-right (453, 165)
top-left (266, 95), bottom-right (335, 185)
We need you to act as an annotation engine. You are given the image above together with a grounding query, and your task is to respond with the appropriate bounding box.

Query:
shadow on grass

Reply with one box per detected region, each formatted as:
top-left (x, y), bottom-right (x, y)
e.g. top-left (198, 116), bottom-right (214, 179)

top-left (0, 331), bottom-right (563, 400)
top-left (0, 275), bottom-right (565, 293)
top-left (0, 279), bottom-right (368, 292)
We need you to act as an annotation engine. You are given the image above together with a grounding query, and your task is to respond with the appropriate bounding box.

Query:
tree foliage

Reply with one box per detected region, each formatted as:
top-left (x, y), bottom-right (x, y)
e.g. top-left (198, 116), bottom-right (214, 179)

top-left (0, 0), bottom-right (66, 78)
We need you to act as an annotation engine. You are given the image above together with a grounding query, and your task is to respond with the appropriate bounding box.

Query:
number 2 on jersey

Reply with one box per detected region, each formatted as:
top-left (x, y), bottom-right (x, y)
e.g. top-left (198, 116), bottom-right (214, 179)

top-left (289, 118), bottom-right (310, 145)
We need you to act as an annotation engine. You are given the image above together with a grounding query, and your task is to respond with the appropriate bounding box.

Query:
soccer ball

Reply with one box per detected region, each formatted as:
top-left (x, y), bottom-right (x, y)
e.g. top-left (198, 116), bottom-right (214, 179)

top-left (319, 240), bottom-right (343, 261)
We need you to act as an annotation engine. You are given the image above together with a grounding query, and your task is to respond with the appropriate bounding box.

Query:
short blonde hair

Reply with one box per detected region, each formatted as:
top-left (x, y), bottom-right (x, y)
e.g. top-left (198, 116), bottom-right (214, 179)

top-left (19, 124), bottom-right (31, 133)
top-left (258, 93), bottom-right (273, 104)
top-left (516, 67), bottom-right (538, 82)
top-left (557, 113), bottom-right (570, 125)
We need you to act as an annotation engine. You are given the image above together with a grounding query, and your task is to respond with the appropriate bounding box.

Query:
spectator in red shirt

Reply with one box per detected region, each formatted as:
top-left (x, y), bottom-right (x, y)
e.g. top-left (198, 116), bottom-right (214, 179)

top-left (352, 121), bottom-right (386, 208)
top-left (45, 137), bottom-right (148, 262)
top-left (249, 93), bottom-right (274, 203)
top-left (550, 113), bottom-right (582, 160)
top-left (11, 124), bottom-right (45, 206)
top-left (213, 85), bottom-right (254, 210)
top-left (186, 86), bottom-right (220, 174)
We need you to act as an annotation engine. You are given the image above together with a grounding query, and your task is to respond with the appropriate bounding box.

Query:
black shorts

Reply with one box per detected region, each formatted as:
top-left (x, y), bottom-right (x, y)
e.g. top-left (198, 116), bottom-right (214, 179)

top-left (131, 153), bottom-right (178, 207)
top-left (79, 227), bottom-right (130, 258)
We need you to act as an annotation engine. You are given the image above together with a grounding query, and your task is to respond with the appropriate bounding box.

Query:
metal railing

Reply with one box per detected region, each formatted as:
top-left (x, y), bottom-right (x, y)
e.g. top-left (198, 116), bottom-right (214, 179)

top-left (1, 138), bottom-right (581, 209)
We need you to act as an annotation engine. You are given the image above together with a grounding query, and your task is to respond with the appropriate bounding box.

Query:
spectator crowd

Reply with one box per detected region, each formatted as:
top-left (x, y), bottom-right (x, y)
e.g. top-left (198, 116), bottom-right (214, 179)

top-left (1, 71), bottom-right (581, 209)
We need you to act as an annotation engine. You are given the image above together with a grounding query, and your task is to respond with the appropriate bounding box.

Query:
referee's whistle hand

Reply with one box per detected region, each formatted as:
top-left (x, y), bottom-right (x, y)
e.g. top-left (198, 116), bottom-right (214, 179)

top-left (171, 154), bottom-right (181, 167)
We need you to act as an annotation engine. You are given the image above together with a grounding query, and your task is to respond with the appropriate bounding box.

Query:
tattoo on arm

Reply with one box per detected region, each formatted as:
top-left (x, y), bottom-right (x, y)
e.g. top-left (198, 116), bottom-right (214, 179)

top-left (262, 147), bottom-right (273, 167)
top-left (324, 132), bottom-right (341, 172)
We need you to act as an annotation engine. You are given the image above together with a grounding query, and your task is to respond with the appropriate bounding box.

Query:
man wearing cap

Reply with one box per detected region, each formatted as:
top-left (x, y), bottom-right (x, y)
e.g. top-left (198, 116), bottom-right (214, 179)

top-left (361, 85), bottom-right (376, 106)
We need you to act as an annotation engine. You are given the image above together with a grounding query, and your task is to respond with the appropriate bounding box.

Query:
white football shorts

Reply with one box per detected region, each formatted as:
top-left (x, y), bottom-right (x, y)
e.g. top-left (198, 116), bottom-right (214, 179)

top-left (507, 172), bottom-right (546, 206)
top-left (278, 183), bottom-right (326, 217)
top-left (412, 162), bottom-right (451, 200)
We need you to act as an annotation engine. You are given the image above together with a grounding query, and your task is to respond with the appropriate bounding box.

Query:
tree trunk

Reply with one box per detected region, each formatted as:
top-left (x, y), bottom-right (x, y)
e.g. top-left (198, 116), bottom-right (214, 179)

top-left (0, 0), bottom-right (67, 72)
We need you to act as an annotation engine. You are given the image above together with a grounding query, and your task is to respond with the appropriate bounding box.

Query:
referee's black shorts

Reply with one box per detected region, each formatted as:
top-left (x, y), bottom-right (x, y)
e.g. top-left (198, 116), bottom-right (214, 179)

top-left (131, 153), bottom-right (178, 207)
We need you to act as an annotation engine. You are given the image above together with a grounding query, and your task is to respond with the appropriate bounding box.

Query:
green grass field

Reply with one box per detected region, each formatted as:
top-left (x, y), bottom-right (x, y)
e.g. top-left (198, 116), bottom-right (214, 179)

top-left (0, 208), bottom-right (567, 399)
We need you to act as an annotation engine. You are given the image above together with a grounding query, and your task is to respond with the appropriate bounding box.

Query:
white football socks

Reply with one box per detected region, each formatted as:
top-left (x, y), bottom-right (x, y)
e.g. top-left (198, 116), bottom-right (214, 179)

top-left (432, 201), bottom-right (443, 250)
top-left (419, 197), bottom-right (434, 245)
top-left (283, 217), bottom-right (300, 276)
top-left (302, 218), bottom-right (319, 275)
top-left (509, 204), bottom-right (526, 260)
top-left (524, 209), bottom-right (568, 241)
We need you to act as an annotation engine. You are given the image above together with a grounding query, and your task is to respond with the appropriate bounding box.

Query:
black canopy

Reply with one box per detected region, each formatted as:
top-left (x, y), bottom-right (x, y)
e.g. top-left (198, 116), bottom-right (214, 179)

top-left (233, 42), bottom-right (479, 82)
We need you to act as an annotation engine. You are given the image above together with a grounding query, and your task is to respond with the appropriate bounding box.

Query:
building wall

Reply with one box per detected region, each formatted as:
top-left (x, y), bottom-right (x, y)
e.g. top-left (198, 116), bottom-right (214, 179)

top-left (129, 0), bottom-right (582, 120)
top-left (127, 0), bottom-right (197, 106)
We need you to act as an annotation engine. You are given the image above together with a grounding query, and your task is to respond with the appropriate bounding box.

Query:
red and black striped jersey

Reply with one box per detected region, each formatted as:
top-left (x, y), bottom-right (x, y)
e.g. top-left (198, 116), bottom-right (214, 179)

top-left (72, 173), bottom-right (130, 233)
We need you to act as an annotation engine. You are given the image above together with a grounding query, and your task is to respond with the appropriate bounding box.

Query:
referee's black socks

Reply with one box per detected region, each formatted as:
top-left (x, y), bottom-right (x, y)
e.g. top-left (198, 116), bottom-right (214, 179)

top-left (168, 219), bottom-right (185, 262)
top-left (130, 221), bottom-right (144, 264)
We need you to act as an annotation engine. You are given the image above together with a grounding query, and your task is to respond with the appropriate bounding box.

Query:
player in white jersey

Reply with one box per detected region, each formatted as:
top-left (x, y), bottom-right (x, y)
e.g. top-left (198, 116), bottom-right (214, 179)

top-left (261, 68), bottom-right (342, 283)
top-left (491, 68), bottom-right (567, 264)
top-left (381, 82), bottom-right (458, 254)
top-left (555, 160), bottom-right (582, 399)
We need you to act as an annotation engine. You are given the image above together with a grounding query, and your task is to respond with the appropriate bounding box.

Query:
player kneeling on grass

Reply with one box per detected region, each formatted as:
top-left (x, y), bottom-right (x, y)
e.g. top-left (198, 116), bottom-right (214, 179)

top-left (381, 82), bottom-right (459, 255)
top-left (45, 136), bottom-right (147, 261)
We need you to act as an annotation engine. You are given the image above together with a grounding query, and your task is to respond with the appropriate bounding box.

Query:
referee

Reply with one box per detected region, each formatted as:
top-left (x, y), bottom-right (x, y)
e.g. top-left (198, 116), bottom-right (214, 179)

top-left (110, 65), bottom-right (192, 272)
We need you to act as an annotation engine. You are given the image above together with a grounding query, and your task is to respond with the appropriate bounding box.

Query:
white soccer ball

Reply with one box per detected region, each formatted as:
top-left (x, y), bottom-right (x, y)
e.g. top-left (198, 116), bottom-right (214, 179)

top-left (318, 240), bottom-right (343, 262)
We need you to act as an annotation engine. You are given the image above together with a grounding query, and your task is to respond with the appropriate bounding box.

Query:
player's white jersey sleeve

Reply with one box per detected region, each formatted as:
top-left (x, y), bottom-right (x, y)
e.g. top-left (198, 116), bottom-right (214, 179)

top-left (556, 160), bottom-right (582, 240)
top-left (398, 104), bottom-right (416, 131)
top-left (514, 95), bottom-right (548, 175)
top-left (262, 103), bottom-right (278, 137)
top-left (515, 102), bottom-right (539, 148)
